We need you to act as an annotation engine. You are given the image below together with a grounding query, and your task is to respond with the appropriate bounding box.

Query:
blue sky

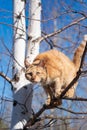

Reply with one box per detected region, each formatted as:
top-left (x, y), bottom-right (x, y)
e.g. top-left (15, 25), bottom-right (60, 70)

top-left (0, 0), bottom-right (13, 99)
top-left (0, 0), bottom-right (13, 120)
top-left (0, 0), bottom-right (13, 47)
top-left (0, 0), bottom-right (87, 123)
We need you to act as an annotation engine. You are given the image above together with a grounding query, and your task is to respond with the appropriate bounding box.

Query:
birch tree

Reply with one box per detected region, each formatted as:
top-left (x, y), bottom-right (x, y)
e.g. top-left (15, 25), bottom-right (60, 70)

top-left (11, 0), bottom-right (41, 129)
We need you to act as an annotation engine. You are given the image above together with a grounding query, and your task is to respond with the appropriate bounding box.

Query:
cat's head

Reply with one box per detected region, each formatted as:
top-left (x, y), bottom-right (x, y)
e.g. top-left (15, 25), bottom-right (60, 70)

top-left (25, 59), bottom-right (47, 83)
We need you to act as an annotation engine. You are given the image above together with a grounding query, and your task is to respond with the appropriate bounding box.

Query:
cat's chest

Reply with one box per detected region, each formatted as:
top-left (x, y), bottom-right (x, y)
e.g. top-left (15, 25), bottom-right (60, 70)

top-left (42, 76), bottom-right (55, 86)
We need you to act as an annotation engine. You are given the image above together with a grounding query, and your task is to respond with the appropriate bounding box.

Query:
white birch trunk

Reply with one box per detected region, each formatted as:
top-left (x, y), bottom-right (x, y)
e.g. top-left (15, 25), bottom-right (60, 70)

top-left (26, 0), bottom-right (41, 63)
top-left (11, 0), bottom-right (41, 129)
top-left (11, 0), bottom-right (27, 129)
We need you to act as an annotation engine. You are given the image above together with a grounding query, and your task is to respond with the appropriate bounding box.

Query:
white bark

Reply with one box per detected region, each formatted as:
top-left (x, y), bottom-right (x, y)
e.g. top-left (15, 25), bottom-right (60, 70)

top-left (11, 0), bottom-right (41, 129)
top-left (13, 0), bottom-right (26, 71)
top-left (11, 0), bottom-right (29, 129)
top-left (26, 0), bottom-right (41, 63)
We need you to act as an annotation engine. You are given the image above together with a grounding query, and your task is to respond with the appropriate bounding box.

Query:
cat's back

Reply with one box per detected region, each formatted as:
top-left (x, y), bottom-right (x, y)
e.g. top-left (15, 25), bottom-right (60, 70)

top-left (35, 49), bottom-right (58, 58)
top-left (33, 49), bottom-right (76, 84)
top-left (34, 49), bottom-right (74, 66)
top-left (34, 49), bottom-right (62, 61)
top-left (34, 49), bottom-right (76, 74)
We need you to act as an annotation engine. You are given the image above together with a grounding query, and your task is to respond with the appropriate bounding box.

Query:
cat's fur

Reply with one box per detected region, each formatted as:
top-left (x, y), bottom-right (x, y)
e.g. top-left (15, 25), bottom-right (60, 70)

top-left (25, 43), bottom-right (85, 105)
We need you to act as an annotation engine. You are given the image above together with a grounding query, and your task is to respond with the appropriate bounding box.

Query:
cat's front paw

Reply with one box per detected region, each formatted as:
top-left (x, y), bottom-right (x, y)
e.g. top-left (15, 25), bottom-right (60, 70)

top-left (52, 99), bottom-right (62, 106)
top-left (45, 98), bottom-right (51, 105)
top-left (54, 91), bottom-right (61, 99)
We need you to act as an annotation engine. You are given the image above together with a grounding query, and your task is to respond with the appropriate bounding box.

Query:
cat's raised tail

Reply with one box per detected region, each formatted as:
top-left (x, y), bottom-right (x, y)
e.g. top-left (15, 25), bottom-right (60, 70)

top-left (73, 41), bottom-right (86, 71)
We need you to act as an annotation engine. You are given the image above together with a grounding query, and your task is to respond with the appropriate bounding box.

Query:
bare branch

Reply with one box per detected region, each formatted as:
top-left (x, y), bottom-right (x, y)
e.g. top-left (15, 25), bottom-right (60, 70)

top-left (62, 96), bottom-right (87, 101)
top-left (34, 16), bottom-right (87, 43)
top-left (56, 106), bottom-right (87, 115)
top-left (41, 115), bottom-right (87, 120)
top-left (24, 103), bottom-right (58, 129)
top-left (24, 98), bottom-right (87, 129)
top-left (0, 72), bottom-right (12, 84)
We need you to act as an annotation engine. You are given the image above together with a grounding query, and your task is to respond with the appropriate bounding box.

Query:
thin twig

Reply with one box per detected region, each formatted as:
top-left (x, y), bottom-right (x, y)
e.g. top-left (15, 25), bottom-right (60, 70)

top-left (41, 115), bottom-right (87, 120)
top-left (0, 72), bottom-right (12, 84)
top-left (56, 106), bottom-right (87, 115)
top-left (62, 96), bottom-right (87, 101)
top-left (33, 16), bottom-right (87, 43)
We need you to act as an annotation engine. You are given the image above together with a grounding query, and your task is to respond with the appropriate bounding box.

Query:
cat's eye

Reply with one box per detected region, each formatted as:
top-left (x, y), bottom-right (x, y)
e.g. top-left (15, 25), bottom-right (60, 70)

top-left (36, 72), bottom-right (40, 74)
top-left (28, 72), bottom-right (33, 76)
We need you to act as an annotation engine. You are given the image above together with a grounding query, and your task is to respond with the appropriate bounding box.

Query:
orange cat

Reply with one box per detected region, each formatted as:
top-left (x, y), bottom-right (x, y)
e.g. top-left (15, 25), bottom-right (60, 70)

top-left (25, 43), bottom-right (85, 105)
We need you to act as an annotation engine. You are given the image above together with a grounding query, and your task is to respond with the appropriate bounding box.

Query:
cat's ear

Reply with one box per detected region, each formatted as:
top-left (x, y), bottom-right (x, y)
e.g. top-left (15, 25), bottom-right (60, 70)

top-left (38, 59), bottom-right (45, 67)
top-left (33, 60), bottom-right (41, 65)
top-left (33, 59), bottom-right (45, 67)
top-left (24, 59), bottom-right (30, 68)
